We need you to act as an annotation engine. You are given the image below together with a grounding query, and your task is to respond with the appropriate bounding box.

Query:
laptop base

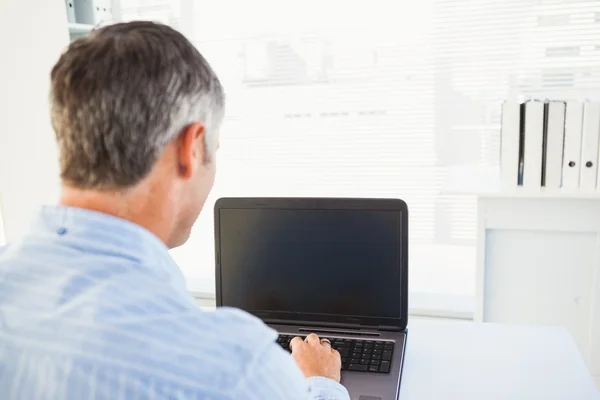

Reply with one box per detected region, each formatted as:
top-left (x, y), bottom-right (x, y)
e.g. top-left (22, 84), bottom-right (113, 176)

top-left (270, 323), bottom-right (407, 400)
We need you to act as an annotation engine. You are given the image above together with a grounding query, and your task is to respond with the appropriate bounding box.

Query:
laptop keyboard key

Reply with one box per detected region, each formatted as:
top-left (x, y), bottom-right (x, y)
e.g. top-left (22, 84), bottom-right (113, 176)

top-left (380, 361), bottom-right (391, 373)
top-left (338, 348), bottom-right (350, 358)
top-left (373, 349), bottom-right (382, 355)
top-left (384, 342), bottom-right (394, 350)
top-left (368, 365), bottom-right (379, 373)
top-left (360, 358), bottom-right (370, 365)
top-left (382, 350), bottom-right (393, 361)
top-left (350, 358), bottom-right (360, 364)
top-left (349, 364), bottom-right (368, 372)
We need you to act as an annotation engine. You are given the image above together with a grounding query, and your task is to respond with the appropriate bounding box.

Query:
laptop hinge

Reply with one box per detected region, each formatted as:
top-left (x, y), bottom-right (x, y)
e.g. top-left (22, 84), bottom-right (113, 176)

top-left (266, 319), bottom-right (403, 332)
top-left (376, 325), bottom-right (403, 332)
top-left (267, 319), bottom-right (363, 330)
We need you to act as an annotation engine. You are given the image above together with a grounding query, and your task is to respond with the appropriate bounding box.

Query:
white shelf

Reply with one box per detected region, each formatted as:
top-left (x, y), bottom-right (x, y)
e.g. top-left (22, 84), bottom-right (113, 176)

top-left (441, 188), bottom-right (600, 200)
top-left (68, 23), bottom-right (95, 36)
top-left (477, 190), bottom-right (600, 200)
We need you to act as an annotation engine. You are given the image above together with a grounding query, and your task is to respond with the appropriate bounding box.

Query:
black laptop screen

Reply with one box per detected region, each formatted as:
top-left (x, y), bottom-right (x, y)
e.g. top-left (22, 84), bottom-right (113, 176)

top-left (218, 208), bottom-right (403, 320)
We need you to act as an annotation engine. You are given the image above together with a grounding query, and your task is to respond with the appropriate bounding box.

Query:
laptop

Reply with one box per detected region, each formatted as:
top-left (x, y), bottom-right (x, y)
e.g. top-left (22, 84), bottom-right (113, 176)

top-left (214, 198), bottom-right (408, 400)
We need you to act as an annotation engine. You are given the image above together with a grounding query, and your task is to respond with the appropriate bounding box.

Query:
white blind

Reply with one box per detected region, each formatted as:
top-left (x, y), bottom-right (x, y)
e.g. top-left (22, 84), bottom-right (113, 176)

top-left (119, 0), bottom-right (600, 310)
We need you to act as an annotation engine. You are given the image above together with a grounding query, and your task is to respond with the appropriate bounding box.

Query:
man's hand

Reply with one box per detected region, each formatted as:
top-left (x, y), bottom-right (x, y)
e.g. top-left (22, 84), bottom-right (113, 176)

top-left (290, 333), bottom-right (342, 383)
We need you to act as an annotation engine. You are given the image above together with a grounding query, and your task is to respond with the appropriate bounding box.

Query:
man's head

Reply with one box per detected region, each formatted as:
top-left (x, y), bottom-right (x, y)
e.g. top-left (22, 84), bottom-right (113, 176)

top-left (50, 21), bottom-right (224, 248)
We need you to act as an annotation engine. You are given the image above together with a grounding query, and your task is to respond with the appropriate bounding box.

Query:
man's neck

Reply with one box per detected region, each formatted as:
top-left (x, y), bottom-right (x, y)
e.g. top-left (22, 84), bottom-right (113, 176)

top-left (59, 185), bottom-right (174, 246)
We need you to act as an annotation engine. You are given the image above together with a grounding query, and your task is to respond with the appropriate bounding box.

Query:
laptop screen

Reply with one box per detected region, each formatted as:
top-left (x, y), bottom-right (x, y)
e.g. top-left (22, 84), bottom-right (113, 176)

top-left (217, 207), bottom-right (403, 321)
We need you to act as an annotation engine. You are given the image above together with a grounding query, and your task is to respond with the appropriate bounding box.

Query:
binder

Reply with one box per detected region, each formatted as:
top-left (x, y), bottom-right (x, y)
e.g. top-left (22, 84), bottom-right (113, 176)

top-left (74, 0), bottom-right (113, 25)
top-left (562, 102), bottom-right (584, 189)
top-left (523, 101), bottom-right (544, 189)
top-left (500, 101), bottom-right (521, 189)
top-left (579, 102), bottom-right (600, 190)
top-left (543, 101), bottom-right (566, 189)
top-left (65, 0), bottom-right (76, 23)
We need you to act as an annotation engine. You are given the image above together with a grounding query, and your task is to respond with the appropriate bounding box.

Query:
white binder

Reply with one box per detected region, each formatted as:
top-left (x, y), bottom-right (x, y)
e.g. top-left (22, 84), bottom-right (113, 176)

top-left (74, 0), bottom-right (113, 25)
top-left (543, 101), bottom-right (566, 189)
top-left (500, 101), bottom-right (521, 189)
top-left (579, 102), bottom-right (600, 190)
top-left (523, 101), bottom-right (544, 189)
top-left (562, 102), bottom-right (584, 189)
top-left (65, 0), bottom-right (76, 23)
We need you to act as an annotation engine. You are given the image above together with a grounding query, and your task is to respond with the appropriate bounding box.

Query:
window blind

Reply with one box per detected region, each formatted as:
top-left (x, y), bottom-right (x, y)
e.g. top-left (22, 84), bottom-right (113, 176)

top-left (119, 0), bottom-right (600, 313)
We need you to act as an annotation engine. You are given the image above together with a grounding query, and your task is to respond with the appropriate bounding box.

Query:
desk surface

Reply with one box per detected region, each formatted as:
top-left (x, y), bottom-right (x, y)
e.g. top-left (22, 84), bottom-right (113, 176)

top-left (400, 319), bottom-right (599, 399)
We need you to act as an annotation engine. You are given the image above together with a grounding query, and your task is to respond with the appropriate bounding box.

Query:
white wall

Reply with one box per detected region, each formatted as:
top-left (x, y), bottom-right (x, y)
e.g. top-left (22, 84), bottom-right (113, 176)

top-left (477, 196), bottom-right (600, 388)
top-left (0, 0), bottom-right (69, 241)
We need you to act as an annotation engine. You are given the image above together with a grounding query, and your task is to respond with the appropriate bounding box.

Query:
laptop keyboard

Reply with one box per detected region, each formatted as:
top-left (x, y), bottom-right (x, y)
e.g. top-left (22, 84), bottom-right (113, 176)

top-left (276, 334), bottom-right (394, 373)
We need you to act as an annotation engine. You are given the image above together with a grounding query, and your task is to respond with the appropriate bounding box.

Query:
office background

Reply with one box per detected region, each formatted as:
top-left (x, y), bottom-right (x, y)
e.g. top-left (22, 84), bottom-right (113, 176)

top-left (0, 0), bottom-right (600, 389)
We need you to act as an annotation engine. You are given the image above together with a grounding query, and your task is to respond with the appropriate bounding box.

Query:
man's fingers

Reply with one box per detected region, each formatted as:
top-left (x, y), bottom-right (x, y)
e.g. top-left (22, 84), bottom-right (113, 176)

top-left (290, 336), bottom-right (304, 351)
top-left (305, 333), bottom-right (320, 345)
top-left (290, 334), bottom-right (327, 350)
top-left (332, 348), bottom-right (341, 359)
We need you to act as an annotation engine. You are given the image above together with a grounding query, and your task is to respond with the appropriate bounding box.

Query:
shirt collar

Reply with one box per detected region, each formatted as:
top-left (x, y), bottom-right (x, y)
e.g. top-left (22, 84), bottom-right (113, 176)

top-left (29, 205), bottom-right (189, 293)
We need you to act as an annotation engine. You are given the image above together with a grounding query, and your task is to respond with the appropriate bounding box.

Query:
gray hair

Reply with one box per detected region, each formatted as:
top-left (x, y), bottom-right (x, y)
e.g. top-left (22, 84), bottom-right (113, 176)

top-left (50, 21), bottom-right (225, 189)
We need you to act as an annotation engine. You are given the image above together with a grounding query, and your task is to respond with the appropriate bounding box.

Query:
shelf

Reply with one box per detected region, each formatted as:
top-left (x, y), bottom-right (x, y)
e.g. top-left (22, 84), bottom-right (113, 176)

top-left (68, 23), bottom-right (95, 36)
top-left (441, 188), bottom-right (600, 200)
top-left (478, 190), bottom-right (600, 200)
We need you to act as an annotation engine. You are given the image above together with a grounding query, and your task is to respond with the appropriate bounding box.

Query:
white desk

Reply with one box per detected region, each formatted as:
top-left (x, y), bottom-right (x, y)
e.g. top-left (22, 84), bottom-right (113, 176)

top-left (400, 319), bottom-right (599, 399)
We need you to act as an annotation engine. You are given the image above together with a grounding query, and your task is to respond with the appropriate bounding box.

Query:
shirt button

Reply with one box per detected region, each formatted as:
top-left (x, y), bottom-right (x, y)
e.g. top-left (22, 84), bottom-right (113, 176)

top-left (57, 227), bottom-right (67, 235)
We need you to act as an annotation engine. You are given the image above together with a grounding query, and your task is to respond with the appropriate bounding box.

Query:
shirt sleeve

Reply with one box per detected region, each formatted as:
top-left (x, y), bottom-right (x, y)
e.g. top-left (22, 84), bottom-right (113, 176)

top-left (235, 341), bottom-right (350, 400)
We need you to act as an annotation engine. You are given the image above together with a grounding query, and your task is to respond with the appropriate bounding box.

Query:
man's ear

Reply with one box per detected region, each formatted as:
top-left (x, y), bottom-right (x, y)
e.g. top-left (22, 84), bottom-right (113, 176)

top-left (177, 123), bottom-right (206, 179)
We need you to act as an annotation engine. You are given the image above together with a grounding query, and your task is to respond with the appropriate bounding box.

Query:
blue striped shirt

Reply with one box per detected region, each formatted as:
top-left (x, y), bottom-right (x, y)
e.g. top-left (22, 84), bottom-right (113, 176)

top-left (0, 206), bottom-right (349, 400)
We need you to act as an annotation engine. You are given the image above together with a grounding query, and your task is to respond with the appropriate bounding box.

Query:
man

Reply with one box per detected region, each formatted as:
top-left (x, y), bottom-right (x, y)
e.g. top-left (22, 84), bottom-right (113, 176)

top-left (0, 22), bottom-right (349, 400)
